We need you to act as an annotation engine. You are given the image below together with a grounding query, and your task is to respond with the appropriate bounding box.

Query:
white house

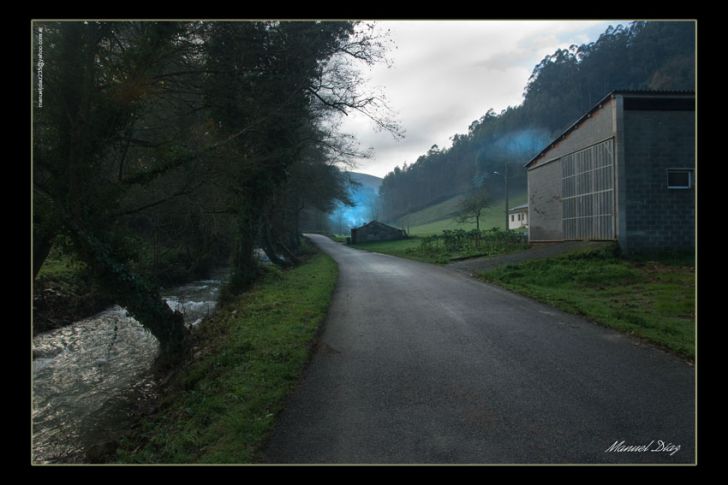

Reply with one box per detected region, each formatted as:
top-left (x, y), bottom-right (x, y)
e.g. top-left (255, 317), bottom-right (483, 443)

top-left (508, 203), bottom-right (528, 230)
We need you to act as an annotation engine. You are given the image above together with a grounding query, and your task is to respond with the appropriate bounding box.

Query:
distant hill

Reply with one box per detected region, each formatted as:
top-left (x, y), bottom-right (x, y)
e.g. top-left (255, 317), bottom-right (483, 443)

top-left (345, 171), bottom-right (382, 191)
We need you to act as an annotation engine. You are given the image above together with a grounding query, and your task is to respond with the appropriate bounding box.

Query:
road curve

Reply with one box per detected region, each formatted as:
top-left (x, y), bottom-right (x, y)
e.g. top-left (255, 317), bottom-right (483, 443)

top-left (262, 234), bottom-right (695, 464)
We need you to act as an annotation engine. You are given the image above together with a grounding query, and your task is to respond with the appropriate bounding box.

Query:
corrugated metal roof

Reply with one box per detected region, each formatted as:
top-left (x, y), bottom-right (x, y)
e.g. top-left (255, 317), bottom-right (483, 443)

top-left (524, 90), bottom-right (695, 168)
top-left (509, 203), bottom-right (528, 212)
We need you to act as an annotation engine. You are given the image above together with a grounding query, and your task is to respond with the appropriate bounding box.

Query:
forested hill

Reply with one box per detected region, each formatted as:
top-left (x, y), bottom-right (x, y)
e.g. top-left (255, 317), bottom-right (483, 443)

top-left (347, 172), bottom-right (382, 192)
top-left (379, 21), bottom-right (695, 222)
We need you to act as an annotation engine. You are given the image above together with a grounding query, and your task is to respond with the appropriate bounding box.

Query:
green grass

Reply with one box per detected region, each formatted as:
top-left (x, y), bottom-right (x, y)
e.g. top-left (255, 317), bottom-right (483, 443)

top-left (478, 247), bottom-right (695, 360)
top-left (392, 190), bottom-right (527, 236)
top-left (393, 193), bottom-right (470, 228)
top-left (36, 252), bottom-right (86, 281)
top-left (116, 247), bottom-right (338, 464)
top-left (349, 237), bottom-right (432, 261)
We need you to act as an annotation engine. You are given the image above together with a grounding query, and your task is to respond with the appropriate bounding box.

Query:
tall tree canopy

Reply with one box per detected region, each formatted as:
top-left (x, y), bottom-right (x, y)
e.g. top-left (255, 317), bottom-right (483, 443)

top-left (33, 21), bottom-right (397, 359)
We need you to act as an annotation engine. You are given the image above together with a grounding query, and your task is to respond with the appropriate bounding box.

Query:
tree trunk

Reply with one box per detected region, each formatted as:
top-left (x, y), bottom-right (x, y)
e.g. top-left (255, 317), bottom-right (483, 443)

top-left (229, 203), bottom-right (261, 292)
top-left (261, 226), bottom-right (292, 268)
top-left (277, 240), bottom-right (301, 265)
top-left (65, 217), bottom-right (188, 358)
top-left (33, 227), bottom-right (56, 280)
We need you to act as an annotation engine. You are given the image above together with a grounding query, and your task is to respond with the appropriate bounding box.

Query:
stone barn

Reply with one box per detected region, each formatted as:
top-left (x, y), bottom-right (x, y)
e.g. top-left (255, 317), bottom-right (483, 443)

top-left (350, 221), bottom-right (407, 244)
top-left (525, 90), bottom-right (695, 252)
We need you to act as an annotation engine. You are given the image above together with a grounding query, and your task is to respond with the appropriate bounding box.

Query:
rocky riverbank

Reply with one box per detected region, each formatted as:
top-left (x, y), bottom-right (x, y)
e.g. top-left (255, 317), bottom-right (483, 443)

top-left (33, 276), bottom-right (114, 335)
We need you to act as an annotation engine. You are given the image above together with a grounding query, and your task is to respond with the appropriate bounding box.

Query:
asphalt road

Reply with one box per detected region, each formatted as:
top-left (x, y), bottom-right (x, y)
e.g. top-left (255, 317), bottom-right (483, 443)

top-left (263, 234), bottom-right (695, 464)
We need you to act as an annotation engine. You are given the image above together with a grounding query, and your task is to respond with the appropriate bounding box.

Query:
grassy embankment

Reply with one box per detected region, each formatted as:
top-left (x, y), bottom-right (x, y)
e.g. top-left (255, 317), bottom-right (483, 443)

top-left (478, 245), bottom-right (695, 360)
top-left (116, 241), bottom-right (338, 463)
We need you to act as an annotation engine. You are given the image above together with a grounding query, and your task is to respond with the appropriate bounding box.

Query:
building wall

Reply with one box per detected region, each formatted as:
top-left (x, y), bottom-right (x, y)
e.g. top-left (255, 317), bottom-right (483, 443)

top-left (528, 159), bottom-right (563, 241)
top-left (620, 109), bottom-right (695, 251)
top-left (528, 99), bottom-right (616, 242)
top-left (509, 210), bottom-right (528, 230)
top-left (530, 99), bottom-right (615, 170)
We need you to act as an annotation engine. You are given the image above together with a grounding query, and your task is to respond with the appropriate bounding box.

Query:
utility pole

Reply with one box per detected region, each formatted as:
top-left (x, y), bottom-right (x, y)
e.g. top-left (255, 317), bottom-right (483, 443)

top-left (504, 159), bottom-right (509, 232)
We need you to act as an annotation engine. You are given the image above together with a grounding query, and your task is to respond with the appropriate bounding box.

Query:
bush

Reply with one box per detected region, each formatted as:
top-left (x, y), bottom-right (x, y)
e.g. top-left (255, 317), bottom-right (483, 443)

top-left (416, 228), bottom-right (527, 262)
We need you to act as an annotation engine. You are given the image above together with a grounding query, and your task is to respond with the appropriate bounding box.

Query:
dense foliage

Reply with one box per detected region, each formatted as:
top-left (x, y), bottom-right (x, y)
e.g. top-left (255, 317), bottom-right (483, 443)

top-left (33, 21), bottom-right (396, 356)
top-left (379, 21), bottom-right (695, 221)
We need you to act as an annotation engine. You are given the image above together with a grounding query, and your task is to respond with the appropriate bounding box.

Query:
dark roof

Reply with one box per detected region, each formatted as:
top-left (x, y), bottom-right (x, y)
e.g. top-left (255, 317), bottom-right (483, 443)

top-left (509, 203), bottom-right (528, 212)
top-left (524, 90), bottom-right (695, 168)
top-left (352, 220), bottom-right (403, 231)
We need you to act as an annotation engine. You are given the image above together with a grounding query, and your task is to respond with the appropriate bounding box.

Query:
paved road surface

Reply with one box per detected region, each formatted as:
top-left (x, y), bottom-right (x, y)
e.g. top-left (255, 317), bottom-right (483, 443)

top-left (263, 234), bottom-right (695, 464)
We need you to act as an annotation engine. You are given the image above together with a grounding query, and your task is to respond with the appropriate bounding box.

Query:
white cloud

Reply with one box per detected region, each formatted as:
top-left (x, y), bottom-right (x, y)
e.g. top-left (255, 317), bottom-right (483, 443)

top-left (338, 20), bottom-right (623, 178)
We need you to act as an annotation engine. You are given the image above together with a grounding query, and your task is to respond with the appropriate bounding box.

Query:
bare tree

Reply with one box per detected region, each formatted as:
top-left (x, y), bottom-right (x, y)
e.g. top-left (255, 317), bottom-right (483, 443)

top-left (456, 188), bottom-right (490, 232)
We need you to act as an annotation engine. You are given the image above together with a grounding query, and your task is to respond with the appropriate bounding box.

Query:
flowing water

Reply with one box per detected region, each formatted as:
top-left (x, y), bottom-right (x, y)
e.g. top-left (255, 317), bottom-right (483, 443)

top-left (31, 269), bottom-right (229, 464)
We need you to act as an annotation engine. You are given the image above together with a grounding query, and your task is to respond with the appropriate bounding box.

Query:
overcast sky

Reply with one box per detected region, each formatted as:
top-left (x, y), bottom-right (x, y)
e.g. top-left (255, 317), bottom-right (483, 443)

top-left (339, 20), bottom-right (626, 178)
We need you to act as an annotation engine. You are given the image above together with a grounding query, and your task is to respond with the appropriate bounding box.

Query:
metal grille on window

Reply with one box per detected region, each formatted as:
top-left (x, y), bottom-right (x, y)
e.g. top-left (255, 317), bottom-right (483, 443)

top-left (561, 139), bottom-right (615, 240)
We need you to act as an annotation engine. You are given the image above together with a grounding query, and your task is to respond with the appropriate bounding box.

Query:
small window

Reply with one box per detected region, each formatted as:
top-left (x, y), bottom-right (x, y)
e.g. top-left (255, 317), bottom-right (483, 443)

top-left (667, 169), bottom-right (693, 189)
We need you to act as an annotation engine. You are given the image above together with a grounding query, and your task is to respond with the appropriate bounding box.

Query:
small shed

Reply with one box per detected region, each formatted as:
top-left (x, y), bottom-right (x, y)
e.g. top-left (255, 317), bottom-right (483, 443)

top-left (508, 203), bottom-right (528, 230)
top-left (350, 220), bottom-right (406, 244)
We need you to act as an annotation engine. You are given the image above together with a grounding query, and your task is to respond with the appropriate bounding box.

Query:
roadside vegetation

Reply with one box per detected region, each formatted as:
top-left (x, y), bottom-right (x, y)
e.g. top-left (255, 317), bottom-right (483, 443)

top-left (116, 242), bottom-right (338, 463)
top-left (351, 228), bottom-right (527, 264)
top-left (478, 245), bottom-right (695, 359)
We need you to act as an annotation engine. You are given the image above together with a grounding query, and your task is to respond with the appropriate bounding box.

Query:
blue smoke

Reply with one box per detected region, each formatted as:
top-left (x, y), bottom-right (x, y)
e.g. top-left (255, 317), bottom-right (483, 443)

top-left (328, 183), bottom-right (379, 233)
top-left (474, 127), bottom-right (552, 187)
top-left (491, 128), bottom-right (552, 159)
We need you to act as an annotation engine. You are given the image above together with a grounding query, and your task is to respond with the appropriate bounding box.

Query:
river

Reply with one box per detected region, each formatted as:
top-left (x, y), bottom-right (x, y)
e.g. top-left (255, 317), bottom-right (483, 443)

top-left (31, 268), bottom-right (229, 464)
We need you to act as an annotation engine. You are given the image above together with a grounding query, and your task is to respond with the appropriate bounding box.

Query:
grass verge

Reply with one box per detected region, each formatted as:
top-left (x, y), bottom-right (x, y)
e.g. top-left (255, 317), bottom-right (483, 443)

top-left (477, 246), bottom-right (695, 360)
top-left (328, 234), bottom-right (347, 243)
top-left (115, 246), bottom-right (338, 463)
top-left (349, 237), bottom-right (429, 261)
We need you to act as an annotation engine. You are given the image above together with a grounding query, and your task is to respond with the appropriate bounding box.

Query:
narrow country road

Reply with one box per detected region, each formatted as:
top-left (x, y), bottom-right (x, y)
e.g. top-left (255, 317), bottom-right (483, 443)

top-left (263, 234), bottom-right (695, 464)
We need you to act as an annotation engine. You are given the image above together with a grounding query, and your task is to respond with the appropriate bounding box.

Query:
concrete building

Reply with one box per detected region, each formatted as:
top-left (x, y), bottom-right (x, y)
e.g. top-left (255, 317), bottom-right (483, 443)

top-left (350, 220), bottom-right (407, 244)
top-left (525, 91), bottom-right (695, 252)
top-left (508, 204), bottom-right (529, 230)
